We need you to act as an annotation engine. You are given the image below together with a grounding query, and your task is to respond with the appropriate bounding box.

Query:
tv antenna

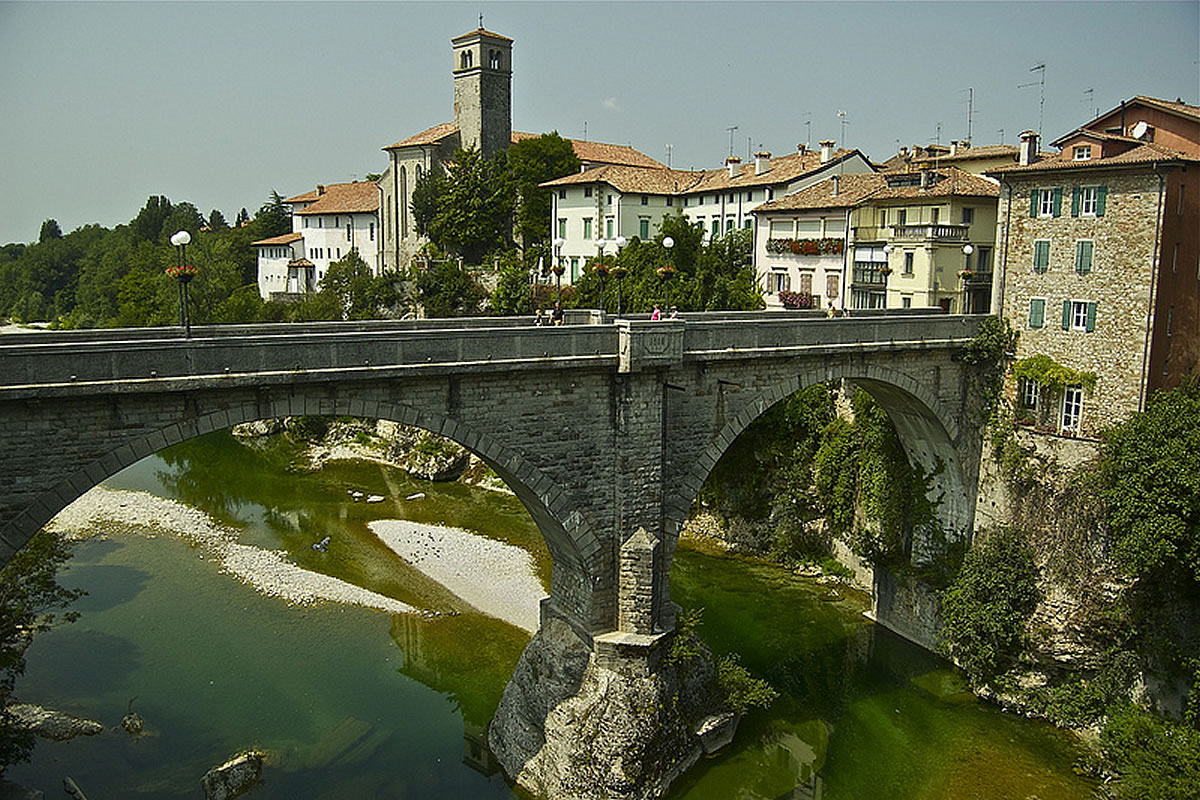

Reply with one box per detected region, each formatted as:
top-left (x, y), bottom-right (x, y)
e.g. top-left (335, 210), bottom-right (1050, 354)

top-left (964, 87), bottom-right (975, 143)
top-left (665, 144), bottom-right (673, 169)
top-left (1018, 63), bottom-right (1046, 139)
top-left (726, 126), bottom-right (738, 158)
top-left (837, 109), bottom-right (848, 147)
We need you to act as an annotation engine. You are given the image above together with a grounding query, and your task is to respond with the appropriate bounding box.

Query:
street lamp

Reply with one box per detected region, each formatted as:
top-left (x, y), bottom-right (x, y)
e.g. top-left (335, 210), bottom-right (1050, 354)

top-left (960, 243), bottom-right (975, 313)
top-left (594, 238), bottom-right (608, 311)
top-left (552, 236), bottom-right (566, 302)
top-left (658, 235), bottom-right (675, 312)
top-left (168, 230), bottom-right (194, 337)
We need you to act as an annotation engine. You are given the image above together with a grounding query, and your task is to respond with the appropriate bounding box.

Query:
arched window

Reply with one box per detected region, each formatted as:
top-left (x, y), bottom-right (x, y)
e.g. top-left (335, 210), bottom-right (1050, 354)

top-left (400, 166), bottom-right (408, 240)
top-left (461, 50), bottom-right (473, 69)
top-left (489, 49), bottom-right (501, 70)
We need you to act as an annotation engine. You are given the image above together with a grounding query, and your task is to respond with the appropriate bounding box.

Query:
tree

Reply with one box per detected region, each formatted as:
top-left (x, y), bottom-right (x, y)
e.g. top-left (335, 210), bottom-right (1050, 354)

top-left (131, 195), bottom-right (173, 243)
top-left (254, 191), bottom-right (290, 239)
top-left (417, 260), bottom-right (484, 318)
top-left (38, 219), bottom-right (62, 243)
top-left (235, 208), bottom-right (250, 227)
top-left (427, 146), bottom-right (515, 264)
top-left (0, 530), bottom-right (85, 773)
top-left (207, 209), bottom-right (229, 230)
top-left (490, 255), bottom-right (533, 316)
top-left (1099, 381), bottom-right (1200, 584)
top-left (508, 132), bottom-right (581, 251)
top-left (410, 162), bottom-right (446, 239)
top-left (318, 249), bottom-right (377, 319)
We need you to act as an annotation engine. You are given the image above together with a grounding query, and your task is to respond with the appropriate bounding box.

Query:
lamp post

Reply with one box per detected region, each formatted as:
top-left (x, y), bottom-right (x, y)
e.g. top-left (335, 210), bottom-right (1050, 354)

top-left (658, 235), bottom-right (675, 311)
top-left (959, 243), bottom-right (975, 313)
top-left (552, 236), bottom-right (565, 302)
top-left (168, 230), bottom-right (194, 337)
top-left (594, 238), bottom-right (608, 311)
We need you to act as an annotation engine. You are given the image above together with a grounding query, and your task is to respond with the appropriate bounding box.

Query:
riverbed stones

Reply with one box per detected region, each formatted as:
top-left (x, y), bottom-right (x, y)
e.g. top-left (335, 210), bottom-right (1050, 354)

top-left (200, 750), bottom-right (265, 800)
top-left (489, 615), bottom-right (717, 800)
top-left (4, 704), bottom-right (103, 741)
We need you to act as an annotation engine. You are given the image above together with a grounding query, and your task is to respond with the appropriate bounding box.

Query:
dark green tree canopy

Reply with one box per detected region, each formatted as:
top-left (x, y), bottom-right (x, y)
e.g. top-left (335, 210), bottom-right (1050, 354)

top-left (425, 147), bottom-right (515, 265)
top-left (508, 132), bottom-right (581, 251)
top-left (38, 219), bottom-right (62, 243)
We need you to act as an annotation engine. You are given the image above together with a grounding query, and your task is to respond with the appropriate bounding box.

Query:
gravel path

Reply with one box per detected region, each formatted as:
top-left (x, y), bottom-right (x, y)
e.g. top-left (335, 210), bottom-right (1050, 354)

top-left (369, 519), bottom-right (547, 633)
top-left (47, 486), bottom-right (428, 618)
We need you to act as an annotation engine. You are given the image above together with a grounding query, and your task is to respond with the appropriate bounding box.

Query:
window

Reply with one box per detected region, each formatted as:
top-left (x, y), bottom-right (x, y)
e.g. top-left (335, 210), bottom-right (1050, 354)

top-left (1063, 299), bottom-right (1097, 332)
top-left (570, 258), bottom-right (579, 282)
top-left (559, 189), bottom-right (566, 200)
top-left (1073, 145), bottom-right (1092, 161)
top-left (1180, 184), bottom-right (1186, 216)
top-left (746, 192), bottom-right (754, 202)
top-left (743, 218), bottom-right (753, 229)
top-left (666, 196), bottom-right (673, 207)
top-left (768, 270), bottom-right (790, 293)
top-left (1039, 188), bottom-right (1055, 217)
top-left (931, 207), bottom-right (940, 225)
top-left (799, 273), bottom-right (812, 294)
top-left (1061, 386), bottom-right (1084, 434)
top-left (1019, 377), bottom-right (1040, 409)
top-left (460, 51), bottom-right (473, 69)
top-left (977, 246), bottom-right (992, 272)
top-left (557, 218), bottom-right (566, 239)
top-left (879, 209), bottom-right (887, 226)
top-left (346, 224), bottom-right (351, 241)
top-left (641, 195), bottom-right (648, 205)
top-left (607, 195), bottom-right (613, 206)
top-left (826, 273), bottom-right (840, 300)
top-left (1074, 240), bottom-right (1094, 273)
top-left (639, 218), bottom-right (649, 239)
top-left (369, 222), bottom-right (375, 241)
top-left (903, 251), bottom-right (914, 275)
top-left (727, 193), bottom-right (734, 203)
top-left (1028, 297), bottom-right (1046, 328)
top-left (1033, 240), bottom-right (1050, 273)
top-left (583, 218), bottom-right (592, 239)
top-left (711, 218), bottom-right (720, 237)
top-left (897, 209), bottom-right (907, 225)
top-left (1072, 185), bottom-right (1106, 217)
top-left (606, 218), bottom-right (613, 238)
top-left (962, 207), bottom-right (974, 224)
top-left (584, 187), bottom-right (593, 198)
top-left (902, 296), bottom-right (912, 309)
top-left (489, 50), bottom-right (501, 70)
top-left (725, 217), bottom-right (734, 232)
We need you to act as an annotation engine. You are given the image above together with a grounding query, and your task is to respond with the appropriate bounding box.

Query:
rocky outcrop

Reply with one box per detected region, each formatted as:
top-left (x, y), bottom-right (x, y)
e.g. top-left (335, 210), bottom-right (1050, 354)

top-left (200, 750), bottom-right (265, 800)
top-left (378, 421), bottom-right (470, 481)
top-left (4, 704), bottom-right (103, 741)
top-left (489, 615), bottom-right (718, 800)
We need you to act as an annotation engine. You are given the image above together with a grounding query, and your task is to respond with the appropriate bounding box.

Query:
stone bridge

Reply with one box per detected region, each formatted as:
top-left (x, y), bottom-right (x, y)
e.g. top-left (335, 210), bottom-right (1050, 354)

top-left (0, 310), bottom-right (986, 799)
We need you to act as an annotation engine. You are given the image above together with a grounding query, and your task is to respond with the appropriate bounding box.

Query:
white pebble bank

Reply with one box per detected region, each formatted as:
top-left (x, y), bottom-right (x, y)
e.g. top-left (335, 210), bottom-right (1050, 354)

top-left (369, 519), bottom-right (547, 633)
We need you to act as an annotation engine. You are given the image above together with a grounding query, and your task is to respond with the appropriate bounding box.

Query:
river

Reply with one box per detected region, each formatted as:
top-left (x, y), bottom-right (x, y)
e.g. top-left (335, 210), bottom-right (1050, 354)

top-left (8, 430), bottom-right (1097, 798)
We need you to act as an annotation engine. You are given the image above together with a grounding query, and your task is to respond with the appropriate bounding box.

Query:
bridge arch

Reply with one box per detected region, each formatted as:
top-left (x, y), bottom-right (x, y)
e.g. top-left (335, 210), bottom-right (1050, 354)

top-left (5, 397), bottom-right (605, 628)
top-left (667, 362), bottom-right (975, 553)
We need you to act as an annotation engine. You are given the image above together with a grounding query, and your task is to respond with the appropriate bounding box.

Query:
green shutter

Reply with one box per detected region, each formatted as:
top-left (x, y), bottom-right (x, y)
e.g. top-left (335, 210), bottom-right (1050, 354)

top-left (1029, 298), bottom-right (1045, 328)
top-left (1052, 187), bottom-right (1063, 217)
top-left (1096, 185), bottom-right (1107, 216)
top-left (1076, 240), bottom-right (1093, 273)
top-left (1086, 301), bottom-right (1097, 332)
top-left (1034, 240), bottom-right (1050, 272)
top-left (1062, 300), bottom-right (1071, 330)
top-left (1030, 188), bottom-right (1039, 217)
top-left (1071, 186), bottom-right (1081, 216)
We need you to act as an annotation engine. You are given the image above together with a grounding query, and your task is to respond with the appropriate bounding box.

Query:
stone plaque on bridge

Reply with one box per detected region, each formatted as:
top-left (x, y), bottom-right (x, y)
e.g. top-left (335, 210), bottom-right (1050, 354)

top-left (617, 320), bottom-right (684, 373)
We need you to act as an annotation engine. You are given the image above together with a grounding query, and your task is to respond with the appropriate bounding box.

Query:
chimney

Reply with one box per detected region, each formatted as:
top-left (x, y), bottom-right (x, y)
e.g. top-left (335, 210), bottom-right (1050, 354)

top-left (831, 175), bottom-right (840, 196)
top-left (797, 143), bottom-right (807, 158)
top-left (1019, 130), bottom-right (1039, 166)
top-left (949, 140), bottom-right (959, 156)
top-left (919, 164), bottom-right (931, 188)
top-left (317, 184), bottom-right (326, 195)
top-left (819, 139), bottom-right (835, 163)
top-left (754, 150), bottom-right (772, 176)
top-left (726, 155), bottom-right (742, 178)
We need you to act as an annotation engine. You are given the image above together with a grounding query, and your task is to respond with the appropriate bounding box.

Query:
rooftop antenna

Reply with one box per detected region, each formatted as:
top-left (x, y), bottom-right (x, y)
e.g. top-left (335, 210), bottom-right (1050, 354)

top-left (803, 113), bottom-right (812, 148)
top-left (1018, 63), bottom-right (1046, 139)
top-left (746, 137), bottom-right (753, 161)
top-left (665, 144), bottom-right (673, 169)
top-left (726, 126), bottom-right (738, 158)
top-left (965, 87), bottom-right (974, 143)
top-left (1083, 88), bottom-right (1097, 118)
top-left (837, 109), bottom-right (848, 148)
top-left (583, 121), bottom-right (587, 142)
top-left (997, 127), bottom-right (1005, 145)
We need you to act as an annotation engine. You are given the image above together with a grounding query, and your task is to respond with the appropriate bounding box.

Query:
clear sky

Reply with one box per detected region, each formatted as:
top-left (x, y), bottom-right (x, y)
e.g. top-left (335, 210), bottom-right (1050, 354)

top-left (1, 1), bottom-right (1196, 245)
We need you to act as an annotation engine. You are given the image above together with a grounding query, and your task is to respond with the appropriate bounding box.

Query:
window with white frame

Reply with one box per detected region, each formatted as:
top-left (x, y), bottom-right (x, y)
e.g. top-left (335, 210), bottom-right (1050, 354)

top-left (904, 251), bottom-right (914, 275)
top-left (1039, 188), bottom-right (1055, 217)
top-left (1066, 299), bottom-right (1097, 331)
top-left (639, 218), bottom-right (649, 239)
top-left (1080, 186), bottom-right (1098, 216)
top-left (768, 270), bottom-right (790, 293)
top-left (1019, 377), bottom-right (1040, 409)
top-left (1073, 145), bottom-right (1092, 161)
top-left (1061, 386), bottom-right (1084, 433)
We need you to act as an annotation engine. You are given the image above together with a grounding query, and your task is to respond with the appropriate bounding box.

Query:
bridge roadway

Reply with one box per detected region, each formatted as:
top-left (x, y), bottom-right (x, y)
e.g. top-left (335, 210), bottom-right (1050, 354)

top-left (0, 309), bottom-right (987, 798)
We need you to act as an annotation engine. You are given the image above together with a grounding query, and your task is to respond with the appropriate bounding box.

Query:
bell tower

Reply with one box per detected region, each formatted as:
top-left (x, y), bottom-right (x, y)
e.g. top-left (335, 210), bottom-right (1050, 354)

top-left (452, 26), bottom-right (513, 158)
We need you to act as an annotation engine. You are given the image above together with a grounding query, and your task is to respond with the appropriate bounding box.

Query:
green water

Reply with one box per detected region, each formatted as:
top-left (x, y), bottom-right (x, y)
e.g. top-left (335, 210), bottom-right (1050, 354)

top-left (9, 431), bottom-right (1097, 798)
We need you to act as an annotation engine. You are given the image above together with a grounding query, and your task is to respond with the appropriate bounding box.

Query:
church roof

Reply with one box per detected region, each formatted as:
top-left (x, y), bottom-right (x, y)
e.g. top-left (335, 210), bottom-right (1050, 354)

top-left (384, 123), bottom-right (665, 169)
top-left (451, 27), bottom-right (513, 43)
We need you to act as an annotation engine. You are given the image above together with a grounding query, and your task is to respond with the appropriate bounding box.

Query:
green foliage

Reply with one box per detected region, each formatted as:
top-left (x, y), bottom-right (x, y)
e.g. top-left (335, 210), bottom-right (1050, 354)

top-left (938, 526), bottom-right (1041, 684)
top-left (410, 162), bottom-right (446, 239)
top-left (508, 132), bottom-right (581, 250)
top-left (1100, 704), bottom-right (1200, 800)
top-left (1025, 649), bottom-right (1139, 727)
top-left (489, 255), bottom-right (533, 316)
top-left (38, 219), bottom-right (62, 243)
top-left (426, 147), bottom-right (515, 264)
top-left (254, 191), bottom-right (291, 239)
top-left (1013, 353), bottom-right (1098, 393)
top-left (957, 315), bottom-right (1018, 422)
top-left (1099, 381), bottom-right (1200, 583)
top-left (416, 260), bottom-right (485, 318)
top-left (318, 249), bottom-right (379, 320)
top-left (716, 653), bottom-right (779, 715)
top-left (1, 530), bottom-right (85, 773)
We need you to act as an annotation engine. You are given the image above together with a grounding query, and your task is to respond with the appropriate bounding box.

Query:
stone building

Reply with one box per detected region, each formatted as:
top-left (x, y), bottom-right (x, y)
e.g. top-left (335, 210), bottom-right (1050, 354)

top-left (988, 95), bottom-right (1200, 438)
top-left (753, 166), bottom-right (999, 313)
top-left (377, 27), bottom-right (662, 272)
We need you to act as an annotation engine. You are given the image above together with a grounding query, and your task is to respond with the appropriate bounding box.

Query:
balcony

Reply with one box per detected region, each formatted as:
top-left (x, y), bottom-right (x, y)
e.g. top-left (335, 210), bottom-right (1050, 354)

top-left (891, 224), bottom-right (969, 242)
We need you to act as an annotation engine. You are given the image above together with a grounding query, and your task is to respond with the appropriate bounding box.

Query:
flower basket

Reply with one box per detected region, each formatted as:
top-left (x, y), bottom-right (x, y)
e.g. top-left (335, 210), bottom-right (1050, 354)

top-left (166, 264), bottom-right (198, 282)
top-left (590, 260), bottom-right (610, 277)
top-left (958, 269), bottom-right (975, 280)
top-left (550, 264), bottom-right (565, 276)
top-left (778, 290), bottom-right (813, 310)
top-left (657, 265), bottom-right (676, 278)
top-left (880, 266), bottom-right (893, 275)
top-left (610, 265), bottom-right (628, 279)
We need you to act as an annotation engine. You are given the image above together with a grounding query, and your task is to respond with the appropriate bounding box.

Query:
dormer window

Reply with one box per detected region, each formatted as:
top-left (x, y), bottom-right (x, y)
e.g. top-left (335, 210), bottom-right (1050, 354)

top-left (1073, 145), bottom-right (1092, 161)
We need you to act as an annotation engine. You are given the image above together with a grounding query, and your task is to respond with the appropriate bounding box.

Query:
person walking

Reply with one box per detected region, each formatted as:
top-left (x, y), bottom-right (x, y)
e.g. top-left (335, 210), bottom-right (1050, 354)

top-left (650, 304), bottom-right (662, 321)
top-left (550, 301), bottom-right (565, 326)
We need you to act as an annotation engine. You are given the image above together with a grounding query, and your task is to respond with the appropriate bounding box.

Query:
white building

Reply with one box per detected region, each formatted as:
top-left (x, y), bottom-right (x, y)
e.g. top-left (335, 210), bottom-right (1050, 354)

top-left (252, 181), bottom-right (381, 301)
top-left (542, 140), bottom-right (876, 284)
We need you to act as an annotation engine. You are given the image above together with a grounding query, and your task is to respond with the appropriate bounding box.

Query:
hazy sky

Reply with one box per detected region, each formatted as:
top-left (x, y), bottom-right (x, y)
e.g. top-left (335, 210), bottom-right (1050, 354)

top-left (1, 1), bottom-right (1196, 245)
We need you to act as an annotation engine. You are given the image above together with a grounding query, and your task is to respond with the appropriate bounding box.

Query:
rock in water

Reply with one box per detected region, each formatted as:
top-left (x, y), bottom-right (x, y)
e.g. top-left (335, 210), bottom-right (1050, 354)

top-left (121, 711), bottom-right (144, 735)
top-left (4, 704), bottom-right (103, 741)
top-left (200, 751), bottom-right (265, 800)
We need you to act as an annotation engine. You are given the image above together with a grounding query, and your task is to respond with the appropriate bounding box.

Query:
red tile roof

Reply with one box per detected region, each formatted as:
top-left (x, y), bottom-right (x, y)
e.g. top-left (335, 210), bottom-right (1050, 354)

top-left (755, 167), bottom-right (997, 213)
top-left (541, 165), bottom-right (702, 193)
top-left (988, 142), bottom-right (1200, 175)
top-left (293, 181), bottom-right (380, 215)
top-left (451, 27), bottom-right (513, 43)
top-left (251, 232), bottom-right (303, 247)
top-left (385, 124), bottom-right (665, 168)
